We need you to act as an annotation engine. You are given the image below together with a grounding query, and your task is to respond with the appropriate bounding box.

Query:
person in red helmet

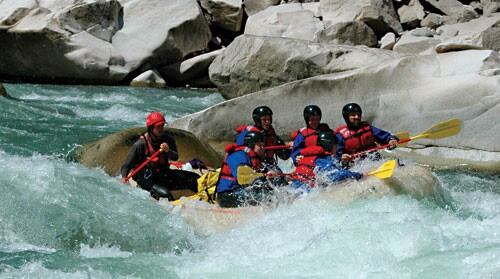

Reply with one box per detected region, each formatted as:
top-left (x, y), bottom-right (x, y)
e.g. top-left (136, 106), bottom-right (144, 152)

top-left (121, 111), bottom-right (180, 200)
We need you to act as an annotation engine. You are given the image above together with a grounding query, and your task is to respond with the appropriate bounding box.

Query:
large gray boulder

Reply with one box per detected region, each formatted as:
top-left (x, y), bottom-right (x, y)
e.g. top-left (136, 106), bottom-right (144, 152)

top-left (320, 0), bottom-right (403, 36)
top-left (397, 0), bottom-right (426, 29)
top-left (244, 3), bottom-right (323, 41)
top-left (482, 0), bottom-right (500, 16)
top-left (392, 14), bottom-right (500, 54)
top-left (421, 13), bottom-right (444, 29)
top-left (111, 0), bottom-right (211, 73)
top-left (380, 32), bottom-right (397, 50)
top-left (243, 0), bottom-right (280, 16)
top-left (437, 13), bottom-right (500, 51)
top-left (174, 50), bottom-right (500, 169)
top-left (209, 34), bottom-right (405, 99)
top-left (316, 21), bottom-right (378, 47)
top-left (422, 0), bottom-right (478, 24)
top-left (158, 49), bottom-right (224, 86)
top-left (393, 28), bottom-right (442, 54)
top-left (199, 0), bottom-right (244, 32)
top-left (129, 69), bottom-right (166, 88)
top-left (245, 3), bottom-right (377, 46)
top-left (0, 1), bottom-right (124, 82)
top-left (481, 20), bottom-right (500, 51)
top-left (0, 0), bottom-right (211, 83)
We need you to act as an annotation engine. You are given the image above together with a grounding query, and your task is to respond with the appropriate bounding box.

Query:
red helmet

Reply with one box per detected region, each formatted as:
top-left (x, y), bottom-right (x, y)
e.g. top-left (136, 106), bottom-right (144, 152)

top-left (146, 111), bottom-right (166, 127)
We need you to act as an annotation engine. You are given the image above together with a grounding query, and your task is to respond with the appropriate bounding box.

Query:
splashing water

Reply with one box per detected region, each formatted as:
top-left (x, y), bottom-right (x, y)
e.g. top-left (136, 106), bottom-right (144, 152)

top-left (0, 83), bottom-right (499, 278)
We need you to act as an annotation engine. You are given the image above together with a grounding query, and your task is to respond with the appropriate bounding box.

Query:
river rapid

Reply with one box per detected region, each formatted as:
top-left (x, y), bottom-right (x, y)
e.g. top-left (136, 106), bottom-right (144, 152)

top-left (0, 83), bottom-right (499, 278)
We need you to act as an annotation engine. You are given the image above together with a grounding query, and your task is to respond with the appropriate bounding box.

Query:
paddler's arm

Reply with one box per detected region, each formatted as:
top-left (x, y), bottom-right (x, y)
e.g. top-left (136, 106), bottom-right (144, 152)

top-left (335, 133), bottom-right (351, 163)
top-left (316, 156), bottom-right (362, 182)
top-left (291, 133), bottom-right (305, 165)
top-left (235, 129), bottom-right (248, 145)
top-left (371, 126), bottom-right (399, 149)
top-left (327, 168), bottom-right (363, 182)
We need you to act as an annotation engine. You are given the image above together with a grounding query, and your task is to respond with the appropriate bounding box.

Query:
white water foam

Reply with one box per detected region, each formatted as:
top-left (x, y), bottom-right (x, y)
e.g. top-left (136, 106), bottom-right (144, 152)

top-left (74, 104), bottom-right (146, 123)
top-left (79, 244), bottom-right (132, 258)
top-left (171, 192), bottom-right (500, 278)
top-left (0, 262), bottom-right (132, 279)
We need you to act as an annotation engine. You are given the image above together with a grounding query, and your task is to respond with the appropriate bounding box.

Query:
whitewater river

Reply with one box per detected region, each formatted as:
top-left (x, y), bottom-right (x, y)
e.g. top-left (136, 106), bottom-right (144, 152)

top-left (0, 83), bottom-right (499, 278)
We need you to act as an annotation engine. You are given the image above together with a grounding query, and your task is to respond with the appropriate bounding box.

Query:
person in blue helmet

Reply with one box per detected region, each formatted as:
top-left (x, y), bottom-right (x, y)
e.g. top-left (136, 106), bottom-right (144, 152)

top-left (216, 131), bottom-right (275, 208)
top-left (289, 130), bottom-right (364, 192)
top-left (235, 106), bottom-right (290, 167)
top-left (335, 103), bottom-right (398, 163)
top-left (290, 105), bottom-right (333, 165)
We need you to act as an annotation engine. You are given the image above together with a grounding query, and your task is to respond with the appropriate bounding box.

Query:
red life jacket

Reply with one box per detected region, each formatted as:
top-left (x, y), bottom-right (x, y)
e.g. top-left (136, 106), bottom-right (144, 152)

top-left (140, 133), bottom-right (169, 169)
top-left (290, 123), bottom-right (331, 148)
top-left (219, 143), bottom-right (262, 182)
top-left (335, 122), bottom-right (376, 154)
top-left (235, 124), bottom-right (279, 159)
top-left (292, 145), bottom-right (330, 184)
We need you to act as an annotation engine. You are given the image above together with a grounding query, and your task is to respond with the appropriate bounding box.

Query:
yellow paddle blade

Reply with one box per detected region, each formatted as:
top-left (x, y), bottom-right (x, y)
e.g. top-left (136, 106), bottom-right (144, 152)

top-left (412, 118), bottom-right (461, 140)
top-left (395, 131), bottom-right (410, 147)
top-left (236, 165), bottom-right (264, 185)
top-left (367, 159), bottom-right (396, 179)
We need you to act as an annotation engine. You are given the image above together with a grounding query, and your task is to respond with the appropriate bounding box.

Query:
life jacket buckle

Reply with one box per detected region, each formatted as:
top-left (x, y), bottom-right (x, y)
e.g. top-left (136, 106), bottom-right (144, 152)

top-left (143, 168), bottom-right (153, 180)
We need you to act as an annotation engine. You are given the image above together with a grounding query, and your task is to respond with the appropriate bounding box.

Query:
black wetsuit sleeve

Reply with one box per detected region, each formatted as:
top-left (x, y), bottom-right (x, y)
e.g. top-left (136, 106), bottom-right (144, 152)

top-left (120, 140), bottom-right (147, 178)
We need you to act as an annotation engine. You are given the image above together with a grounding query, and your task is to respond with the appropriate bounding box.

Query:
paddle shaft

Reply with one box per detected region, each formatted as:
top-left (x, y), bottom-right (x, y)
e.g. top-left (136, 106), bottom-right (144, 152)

top-left (353, 137), bottom-right (411, 158)
top-left (264, 145), bottom-right (290, 151)
top-left (125, 149), bottom-right (163, 182)
top-left (352, 118), bottom-right (461, 159)
top-left (353, 131), bottom-right (445, 158)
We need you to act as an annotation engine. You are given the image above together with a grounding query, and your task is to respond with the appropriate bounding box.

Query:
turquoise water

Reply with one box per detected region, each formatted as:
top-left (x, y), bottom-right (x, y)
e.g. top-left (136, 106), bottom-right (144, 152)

top-left (1, 83), bottom-right (500, 278)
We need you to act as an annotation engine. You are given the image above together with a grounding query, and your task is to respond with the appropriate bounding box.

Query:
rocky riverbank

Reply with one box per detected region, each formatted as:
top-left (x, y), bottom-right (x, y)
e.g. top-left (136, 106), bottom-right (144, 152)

top-left (2, 0), bottom-right (499, 170)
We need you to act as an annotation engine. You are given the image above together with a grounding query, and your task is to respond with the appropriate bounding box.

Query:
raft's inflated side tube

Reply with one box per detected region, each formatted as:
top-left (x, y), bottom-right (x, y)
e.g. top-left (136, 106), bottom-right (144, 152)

top-left (150, 169), bottom-right (201, 200)
top-left (151, 185), bottom-right (173, 200)
top-left (75, 127), bottom-right (222, 176)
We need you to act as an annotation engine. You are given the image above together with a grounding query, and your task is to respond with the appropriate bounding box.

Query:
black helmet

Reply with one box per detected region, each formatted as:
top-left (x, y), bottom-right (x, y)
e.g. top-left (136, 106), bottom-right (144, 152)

top-left (243, 131), bottom-right (265, 148)
top-left (252, 106), bottom-right (273, 126)
top-left (317, 131), bottom-right (337, 151)
top-left (342, 103), bottom-right (362, 122)
top-left (303, 105), bottom-right (322, 124)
